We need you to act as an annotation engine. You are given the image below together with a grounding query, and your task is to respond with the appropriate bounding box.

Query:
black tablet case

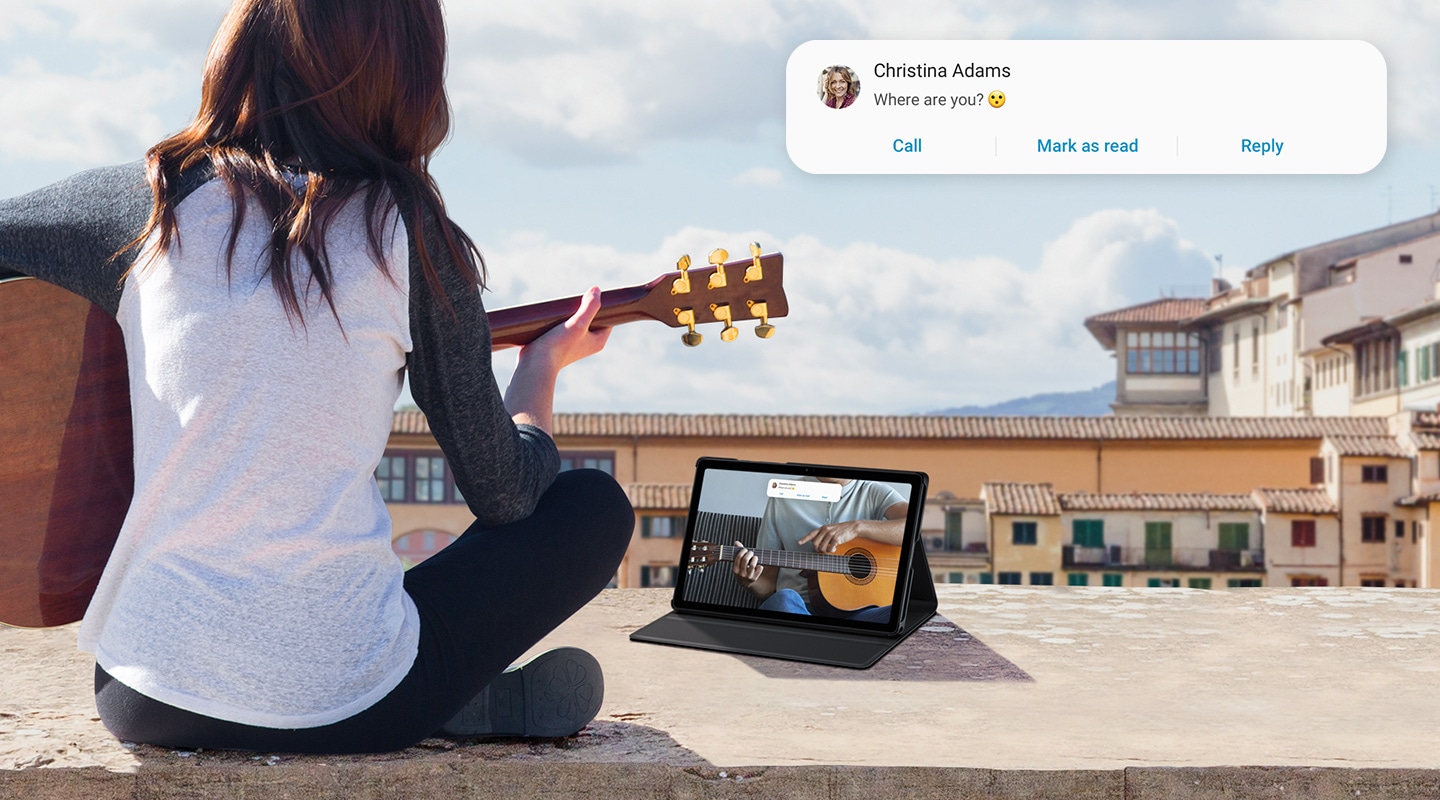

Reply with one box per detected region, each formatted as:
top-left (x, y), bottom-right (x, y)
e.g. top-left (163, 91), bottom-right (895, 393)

top-left (630, 531), bottom-right (938, 669)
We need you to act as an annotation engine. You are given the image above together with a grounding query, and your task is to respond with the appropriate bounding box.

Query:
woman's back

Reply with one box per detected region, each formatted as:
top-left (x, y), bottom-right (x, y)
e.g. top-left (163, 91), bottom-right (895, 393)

top-left (82, 173), bottom-right (421, 728)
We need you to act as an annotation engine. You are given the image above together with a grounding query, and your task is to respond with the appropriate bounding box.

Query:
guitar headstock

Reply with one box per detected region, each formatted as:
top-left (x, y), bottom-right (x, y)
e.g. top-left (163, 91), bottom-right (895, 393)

top-left (686, 540), bottom-right (722, 571)
top-left (485, 244), bottom-right (788, 350)
top-left (638, 243), bottom-right (786, 347)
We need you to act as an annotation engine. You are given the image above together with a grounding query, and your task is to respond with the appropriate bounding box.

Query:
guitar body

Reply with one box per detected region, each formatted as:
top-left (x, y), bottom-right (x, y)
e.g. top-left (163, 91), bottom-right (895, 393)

top-left (807, 538), bottom-right (901, 612)
top-left (0, 278), bottom-right (133, 628)
top-left (1, 249), bottom-right (786, 628)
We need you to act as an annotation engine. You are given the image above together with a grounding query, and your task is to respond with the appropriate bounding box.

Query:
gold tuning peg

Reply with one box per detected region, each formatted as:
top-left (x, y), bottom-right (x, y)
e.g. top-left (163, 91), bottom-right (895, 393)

top-left (674, 307), bottom-right (702, 346)
top-left (744, 242), bottom-right (763, 283)
top-left (707, 248), bottom-right (729, 290)
top-left (710, 303), bottom-right (739, 342)
top-left (670, 254), bottom-right (692, 295)
top-left (747, 299), bottom-right (775, 339)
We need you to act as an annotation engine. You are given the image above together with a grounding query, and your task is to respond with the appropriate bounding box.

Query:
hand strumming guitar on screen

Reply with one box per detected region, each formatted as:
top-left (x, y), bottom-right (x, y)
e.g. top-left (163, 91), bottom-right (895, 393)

top-left (732, 478), bottom-right (907, 622)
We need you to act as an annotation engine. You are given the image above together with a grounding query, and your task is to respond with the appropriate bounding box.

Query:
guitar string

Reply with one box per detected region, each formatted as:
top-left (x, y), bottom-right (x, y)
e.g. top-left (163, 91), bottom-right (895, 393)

top-left (692, 544), bottom-right (905, 576)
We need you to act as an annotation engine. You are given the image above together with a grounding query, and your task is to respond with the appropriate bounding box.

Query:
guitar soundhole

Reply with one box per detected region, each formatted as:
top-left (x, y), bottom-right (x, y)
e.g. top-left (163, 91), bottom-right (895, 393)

top-left (845, 549), bottom-right (876, 585)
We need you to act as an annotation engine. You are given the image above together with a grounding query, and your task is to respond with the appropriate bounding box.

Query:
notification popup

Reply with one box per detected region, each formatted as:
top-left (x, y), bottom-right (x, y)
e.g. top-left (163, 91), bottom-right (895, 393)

top-left (787, 40), bottom-right (1386, 175)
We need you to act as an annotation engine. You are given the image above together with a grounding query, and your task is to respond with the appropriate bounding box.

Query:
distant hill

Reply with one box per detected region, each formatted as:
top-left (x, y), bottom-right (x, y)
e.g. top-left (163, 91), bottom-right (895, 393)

top-left (929, 382), bottom-right (1115, 417)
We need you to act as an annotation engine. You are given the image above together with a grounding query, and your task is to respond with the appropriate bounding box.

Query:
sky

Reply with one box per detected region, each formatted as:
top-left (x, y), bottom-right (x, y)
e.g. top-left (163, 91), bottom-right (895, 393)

top-left (3, 0), bottom-right (1438, 414)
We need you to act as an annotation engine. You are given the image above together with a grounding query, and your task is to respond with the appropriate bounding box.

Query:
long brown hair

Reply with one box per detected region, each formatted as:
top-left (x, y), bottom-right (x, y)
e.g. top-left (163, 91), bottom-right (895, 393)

top-left (127, 0), bottom-right (482, 323)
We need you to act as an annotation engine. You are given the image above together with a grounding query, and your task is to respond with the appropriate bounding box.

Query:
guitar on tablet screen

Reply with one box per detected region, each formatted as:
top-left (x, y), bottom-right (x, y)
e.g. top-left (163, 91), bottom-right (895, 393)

top-left (684, 538), bottom-right (900, 613)
top-left (0, 245), bottom-right (787, 628)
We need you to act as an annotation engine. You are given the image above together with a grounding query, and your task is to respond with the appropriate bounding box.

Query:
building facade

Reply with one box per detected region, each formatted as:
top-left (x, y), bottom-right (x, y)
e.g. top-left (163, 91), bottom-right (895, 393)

top-left (380, 410), bottom-right (1440, 590)
top-left (1086, 212), bottom-right (1440, 418)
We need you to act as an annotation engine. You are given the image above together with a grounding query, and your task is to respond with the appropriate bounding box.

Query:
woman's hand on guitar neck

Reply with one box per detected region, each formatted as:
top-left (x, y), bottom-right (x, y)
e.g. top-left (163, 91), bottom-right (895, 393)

top-left (504, 286), bottom-right (611, 434)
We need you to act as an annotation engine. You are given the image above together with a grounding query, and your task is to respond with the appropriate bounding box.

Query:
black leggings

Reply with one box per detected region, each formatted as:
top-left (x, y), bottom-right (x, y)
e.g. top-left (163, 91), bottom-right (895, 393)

top-left (94, 469), bottom-right (633, 753)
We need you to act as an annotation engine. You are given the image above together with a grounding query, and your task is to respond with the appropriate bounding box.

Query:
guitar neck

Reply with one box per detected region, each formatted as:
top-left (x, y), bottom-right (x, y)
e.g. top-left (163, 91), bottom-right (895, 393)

top-left (486, 250), bottom-right (786, 349)
top-left (488, 285), bottom-right (653, 349)
top-left (714, 544), bottom-right (854, 576)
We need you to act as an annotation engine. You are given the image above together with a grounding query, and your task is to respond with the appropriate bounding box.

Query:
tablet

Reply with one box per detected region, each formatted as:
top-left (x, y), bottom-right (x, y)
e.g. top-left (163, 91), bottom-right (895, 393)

top-left (672, 457), bottom-right (929, 636)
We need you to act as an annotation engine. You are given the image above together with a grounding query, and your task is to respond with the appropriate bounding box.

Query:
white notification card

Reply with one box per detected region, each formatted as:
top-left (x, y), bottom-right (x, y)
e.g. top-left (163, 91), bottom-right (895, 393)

top-left (766, 479), bottom-right (842, 503)
top-left (787, 40), bottom-right (1387, 175)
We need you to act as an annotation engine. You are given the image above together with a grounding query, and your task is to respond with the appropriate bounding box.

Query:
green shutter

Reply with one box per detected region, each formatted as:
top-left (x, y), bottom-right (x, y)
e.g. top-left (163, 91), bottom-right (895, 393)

top-left (1102, 573), bottom-right (1123, 587)
top-left (944, 510), bottom-right (964, 550)
top-left (1218, 523), bottom-right (1250, 551)
top-left (1188, 578), bottom-right (1212, 590)
top-left (1072, 519), bottom-right (1104, 548)
top-left (979, 572), bottom-right (994, 584)
top-left (1068, 573), bottom-right (1089, 586)
top-left (1145, 522), bottom-right (1173, 566)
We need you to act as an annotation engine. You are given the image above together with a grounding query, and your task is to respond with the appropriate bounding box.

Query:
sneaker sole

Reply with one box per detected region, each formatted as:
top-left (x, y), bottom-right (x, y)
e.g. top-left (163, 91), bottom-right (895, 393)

top-left (441, 647), bottom-right (604, 738)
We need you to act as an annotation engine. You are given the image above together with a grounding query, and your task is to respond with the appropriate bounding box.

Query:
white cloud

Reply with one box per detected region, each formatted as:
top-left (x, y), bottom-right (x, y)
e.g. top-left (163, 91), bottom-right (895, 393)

top-left (441, 0), bottom-right (1440, 162)
top-left (1, 0), bottom-right (1435, 166)
top-left (732, 167), bottom-right (783, 186)
top-left (0, 58), bottom-right (183, 162)
top-left (0, 0), bottom-right (227, 52)
top-left (480, 210), bottom-right (1212, 413)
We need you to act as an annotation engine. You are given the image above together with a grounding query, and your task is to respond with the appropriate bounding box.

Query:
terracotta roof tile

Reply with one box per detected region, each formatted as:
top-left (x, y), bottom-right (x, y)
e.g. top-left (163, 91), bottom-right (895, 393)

top-left (982, 483), bottom-right (1061, 516)
top-left (1325, 435), bottom-right (1410, 458)
top-left (1059, 492), bottom-right (1257, 512)
top-left (625, 483), bottom-right (692, 510)
top-left (1084, 297), bottom-right (1208, 325)
top-left (392, 411), bottom-right (1389, 441)
top-left (1411, 431), bottom-right (1440, 451)
top-left (1397, 492), bottom-right (1440, 507)
top-left (1251, 488), bottom-right (1339, 515)
top-left (1413, 411), bottom-right (1440, 429)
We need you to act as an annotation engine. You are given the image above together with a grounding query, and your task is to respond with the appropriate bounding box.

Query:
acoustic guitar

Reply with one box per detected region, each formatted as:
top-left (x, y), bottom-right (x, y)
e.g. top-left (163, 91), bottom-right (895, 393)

top-left (685, 537), bottom-right (900, 612)
top-left (0, 245), bottom-right (786, 629)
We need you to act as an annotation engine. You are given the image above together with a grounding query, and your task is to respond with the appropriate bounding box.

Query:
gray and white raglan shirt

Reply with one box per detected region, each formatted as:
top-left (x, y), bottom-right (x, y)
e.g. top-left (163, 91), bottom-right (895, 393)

top-left (0, 162), bottom-right (560, 728)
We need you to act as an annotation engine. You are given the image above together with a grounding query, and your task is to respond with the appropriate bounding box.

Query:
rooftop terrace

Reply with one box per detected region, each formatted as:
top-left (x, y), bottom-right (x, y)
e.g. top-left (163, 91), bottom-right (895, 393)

top-left (4, 586), bottom-right (1440, 798)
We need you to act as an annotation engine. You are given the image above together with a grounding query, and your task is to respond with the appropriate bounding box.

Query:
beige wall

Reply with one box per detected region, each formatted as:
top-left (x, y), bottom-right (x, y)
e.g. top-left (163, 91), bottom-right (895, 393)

top-left (1208, 314), bottom-right (1271, 417)
top-left (620, 516), bottom-right (686, 589)
top-left (1264, 512), bottom-right (1342, 586)
top-left (990, 514), bottom-right (1063, 583)
top-left (613, 436), bottom-right (1324, 499)
top-left (1334, 454), bottom-right (1414, 586)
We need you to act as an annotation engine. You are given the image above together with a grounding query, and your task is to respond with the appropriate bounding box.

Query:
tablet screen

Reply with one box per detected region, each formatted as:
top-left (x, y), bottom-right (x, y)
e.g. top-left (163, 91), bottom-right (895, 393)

top-left (673, 458), bottom-right (927, 634)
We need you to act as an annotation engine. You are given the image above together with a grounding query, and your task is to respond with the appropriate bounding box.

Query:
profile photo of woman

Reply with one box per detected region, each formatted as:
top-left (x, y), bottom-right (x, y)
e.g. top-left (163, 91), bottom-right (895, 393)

top-left (818, 65), bottom-right (859, 109)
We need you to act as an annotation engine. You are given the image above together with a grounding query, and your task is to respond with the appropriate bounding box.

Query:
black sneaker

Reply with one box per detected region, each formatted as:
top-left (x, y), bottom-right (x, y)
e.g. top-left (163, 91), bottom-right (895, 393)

top-left (440, 647), bottom-right (604, 738)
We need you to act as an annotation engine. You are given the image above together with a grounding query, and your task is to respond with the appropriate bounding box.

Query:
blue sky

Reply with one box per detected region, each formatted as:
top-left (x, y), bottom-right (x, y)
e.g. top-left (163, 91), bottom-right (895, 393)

top-left (3, 0), bottom-right (1438, 413)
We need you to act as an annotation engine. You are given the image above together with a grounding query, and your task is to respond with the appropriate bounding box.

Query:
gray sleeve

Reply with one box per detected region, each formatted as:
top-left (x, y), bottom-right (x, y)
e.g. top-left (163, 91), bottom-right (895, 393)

top-left (756, 498), bottom-right (784, 550)
top-left (870, 482), bottom-right (907, 517)
top-left (0, 161), bottom-right (153, 315)
top-left (403, 207), bottom-right (560, 528)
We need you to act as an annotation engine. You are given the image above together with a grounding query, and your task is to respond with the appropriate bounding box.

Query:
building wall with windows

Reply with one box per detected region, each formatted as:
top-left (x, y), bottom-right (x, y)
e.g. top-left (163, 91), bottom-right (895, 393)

top-left (1253, 487), bottom-right (1343, 587)
top-left (1086, 213), bottom-right (1440, 419)
top-left (620, 484), bottom-right (690, 589)
top-left (381, 411), bottom-right (1440, 589)
top-left (986, 514), bottom-right (1063, 587)
top-left (983, 483), bottom-right (1269, 588)
top-left (922, 496), bottom-right (990, 584)
top-left (1320, 438), bottom-right (1417, 587)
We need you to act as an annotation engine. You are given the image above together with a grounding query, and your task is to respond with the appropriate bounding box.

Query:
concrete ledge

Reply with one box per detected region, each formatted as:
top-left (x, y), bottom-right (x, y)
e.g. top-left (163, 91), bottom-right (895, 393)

top-left (6, 587), bottom-right (1440, 798)
top-left (7, 765), bottom-right (1440, 800)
